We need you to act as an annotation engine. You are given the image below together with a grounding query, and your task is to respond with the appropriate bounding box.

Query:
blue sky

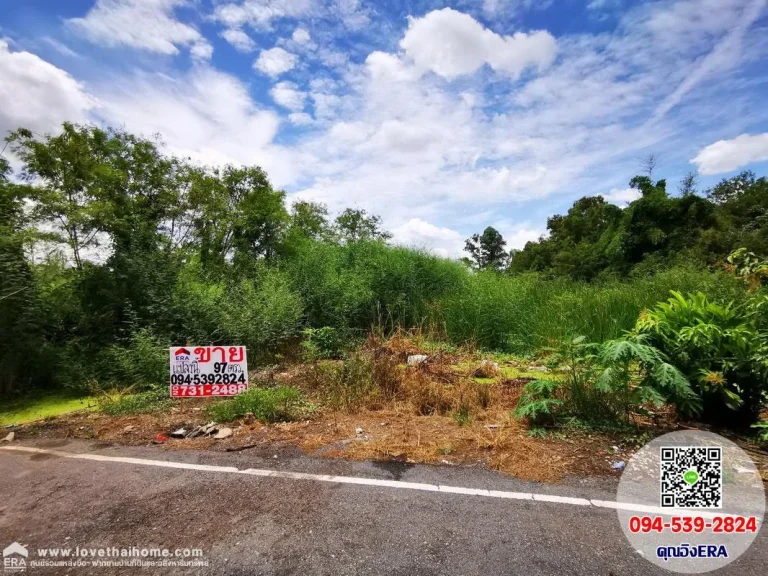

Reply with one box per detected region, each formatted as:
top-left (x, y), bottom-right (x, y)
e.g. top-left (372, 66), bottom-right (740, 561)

top-left (2, 0), bottom-right (768, 257)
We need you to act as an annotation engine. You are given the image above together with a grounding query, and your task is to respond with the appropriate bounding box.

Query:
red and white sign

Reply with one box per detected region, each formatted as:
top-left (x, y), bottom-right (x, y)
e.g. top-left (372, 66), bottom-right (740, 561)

top-left (169, 346), bottom-right (248, 397)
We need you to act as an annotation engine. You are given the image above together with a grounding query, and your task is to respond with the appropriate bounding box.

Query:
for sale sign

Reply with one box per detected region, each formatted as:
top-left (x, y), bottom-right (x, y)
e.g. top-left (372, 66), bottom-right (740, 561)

top-left (169, 346), bottom-right (248, 397)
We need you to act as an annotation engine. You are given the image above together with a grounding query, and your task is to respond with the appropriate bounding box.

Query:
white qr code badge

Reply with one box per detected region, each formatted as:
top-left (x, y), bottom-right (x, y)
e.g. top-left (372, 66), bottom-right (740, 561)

top-left (616, 431), bottom-right (764, 573)
top-left (660, 446), bottom-right (722, 509)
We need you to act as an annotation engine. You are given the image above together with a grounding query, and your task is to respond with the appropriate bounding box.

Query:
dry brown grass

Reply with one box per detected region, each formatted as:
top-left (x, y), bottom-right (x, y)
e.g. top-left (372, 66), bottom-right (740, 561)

top-left (25, 331), bottom-right (748, 484)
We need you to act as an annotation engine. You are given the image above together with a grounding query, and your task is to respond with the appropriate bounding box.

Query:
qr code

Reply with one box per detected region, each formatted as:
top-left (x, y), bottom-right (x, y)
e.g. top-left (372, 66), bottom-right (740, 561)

top-left (660, 446), bottom-right (722, 508)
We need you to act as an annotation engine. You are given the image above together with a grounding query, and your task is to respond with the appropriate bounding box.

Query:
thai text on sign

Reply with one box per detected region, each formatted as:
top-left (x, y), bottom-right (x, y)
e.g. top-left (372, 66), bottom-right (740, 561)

top-left (169, 346), bottom-right (248, 397)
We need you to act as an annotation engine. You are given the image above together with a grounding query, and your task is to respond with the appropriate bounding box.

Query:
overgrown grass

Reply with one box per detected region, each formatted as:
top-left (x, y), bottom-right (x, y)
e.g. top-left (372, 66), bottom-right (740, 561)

top-left (98, 388), bottom-right (172, 416)
top-left (437, 267), bottom-right (744, 352)
top-left (208, 386), bottom-right (302, 422)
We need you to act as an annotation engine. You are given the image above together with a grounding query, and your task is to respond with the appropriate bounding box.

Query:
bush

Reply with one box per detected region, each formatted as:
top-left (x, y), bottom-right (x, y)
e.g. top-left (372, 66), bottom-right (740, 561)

top-left (208, 386), bottom-right (301, 422)
top-left (170, 262), bottom-right (303, 361)
top-left (311, 353), bottom-right (376, 412)
top-left (635, 291), bottom-right (768, 426)
top-left (514, 334), bottom-right (696, 426)
top-left (300, 326), bottom-right (345, 360)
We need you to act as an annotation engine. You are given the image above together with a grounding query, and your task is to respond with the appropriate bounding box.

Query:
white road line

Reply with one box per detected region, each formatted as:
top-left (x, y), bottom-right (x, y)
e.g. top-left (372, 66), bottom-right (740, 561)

top-left (0, 445), bottom-right (754, 519)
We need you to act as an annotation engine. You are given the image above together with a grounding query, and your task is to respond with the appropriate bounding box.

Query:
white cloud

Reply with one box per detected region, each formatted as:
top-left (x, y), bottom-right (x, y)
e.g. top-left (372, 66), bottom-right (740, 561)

top-left (254, 47), bottom-right (298, 76)
top-left (602, 187), bottom-right (641, 206)
top-left (190, 40), bottom-right (213, 62)
top-left (652, 0), bottom-right (765, 119)
top-left (0, 40), bottom-right (95, 139)
top-left (292, 28), bottom-right (311, 45)
top-left (213, 0), bottom-right (315, 29)
top-left (93, 66), bottom-right (303, 187)
top-left (491, 221), bottom-right (546, 250)
top-left (586, 0), bottom-right (620, 10)
top-left (691, 133), bottom-right (768, 175)
top-left (289, 112), bottom-right (313, 125)
top-left (400, 8), bottom-right (557, 79)
top-left (390, 218), bottom-right (465, 258)
top-left (221, 28), bottom-right (256, 52)
top-left (333, 0), bottom-right (370, 30)
top-left (270, 81), bottom-right (305, 111)
top-left (68, 0), bottom-right (206, 57)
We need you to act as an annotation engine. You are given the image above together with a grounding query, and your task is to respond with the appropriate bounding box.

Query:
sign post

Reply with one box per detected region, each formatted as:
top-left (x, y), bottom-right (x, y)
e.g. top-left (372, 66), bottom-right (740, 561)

top-left (169, 346), bottom-right (248, 398)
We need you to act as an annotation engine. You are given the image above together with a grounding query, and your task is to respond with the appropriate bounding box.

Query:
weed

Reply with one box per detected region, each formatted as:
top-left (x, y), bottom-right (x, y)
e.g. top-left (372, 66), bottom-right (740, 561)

top-left (99, 388), bottom-right (172, 416)
top-left (208, 386), bottom-right (301, 422)
top-left (452, 405), bottom-right (472, 426)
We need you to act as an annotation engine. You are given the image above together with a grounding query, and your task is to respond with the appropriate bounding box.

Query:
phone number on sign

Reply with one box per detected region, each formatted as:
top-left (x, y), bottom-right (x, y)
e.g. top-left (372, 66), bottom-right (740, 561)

top-left (629, 516), bottom-right (759, 534)
top-left (171, 384), bottom-right (248, 397)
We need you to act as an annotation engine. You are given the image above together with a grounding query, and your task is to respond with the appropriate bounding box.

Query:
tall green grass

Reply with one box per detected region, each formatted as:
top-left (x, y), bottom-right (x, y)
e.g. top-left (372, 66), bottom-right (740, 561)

top-left (285, 240), bottom-right (745, 354)
top-left (436, 267), bottom-right (744, 352)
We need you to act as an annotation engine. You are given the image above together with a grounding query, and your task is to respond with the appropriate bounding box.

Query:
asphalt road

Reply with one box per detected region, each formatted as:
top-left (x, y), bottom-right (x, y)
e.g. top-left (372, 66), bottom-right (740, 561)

top-left (1, 439), bottom-right (765, 575)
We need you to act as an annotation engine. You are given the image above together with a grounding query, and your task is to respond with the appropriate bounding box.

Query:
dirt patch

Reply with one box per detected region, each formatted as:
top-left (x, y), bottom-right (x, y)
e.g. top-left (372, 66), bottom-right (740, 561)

top-left (11, 337), bottom-right (768, 485)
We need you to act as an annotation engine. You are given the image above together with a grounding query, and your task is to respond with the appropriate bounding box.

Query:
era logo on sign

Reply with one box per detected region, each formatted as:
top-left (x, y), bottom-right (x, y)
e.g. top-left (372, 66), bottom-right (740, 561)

top-left (3, 542), bottom-right (28, 573)
top-left (174, 348), bottom-right (192, 362)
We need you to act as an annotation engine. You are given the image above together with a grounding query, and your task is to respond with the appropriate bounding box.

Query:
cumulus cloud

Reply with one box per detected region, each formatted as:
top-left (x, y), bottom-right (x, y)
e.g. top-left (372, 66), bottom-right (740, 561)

top-left (691, 133), bottom-right (768, 175)
top-left (213, 0), bottom-right (315, 28)
top-left (289, 112), bottom-right (313, 126)
top-left (400, 8), bottom-right (557, 79)
top-left (602, 187), bottom-right (641, 206)
top-left (221, 28), bottom-right (256, 52)
top-left (270, 81), bottom-right (306, 111)
top-left (292, 28), bottom-right (311, 45)
top-left (390, 218), bottom-right (465, 258)
top-left (68, 0), bottom-right (206, 56)
top-left (92, 66), bottom-right (305, 187)
top-left (254, 47), bottom-right (298, 76)
top-left (0, 40), bottom-right (95, 139)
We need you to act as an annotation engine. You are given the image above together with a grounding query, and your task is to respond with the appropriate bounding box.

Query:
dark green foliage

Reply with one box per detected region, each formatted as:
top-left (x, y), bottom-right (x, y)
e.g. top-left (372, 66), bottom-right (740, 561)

top-left (208, 386), bottom-right (302, 422)
top-left (334, 208), bottom-right (392, 242)
top-left (464, 226), bottom-right (509, 271)
top-left (510, 172), bottom-right (768, 280)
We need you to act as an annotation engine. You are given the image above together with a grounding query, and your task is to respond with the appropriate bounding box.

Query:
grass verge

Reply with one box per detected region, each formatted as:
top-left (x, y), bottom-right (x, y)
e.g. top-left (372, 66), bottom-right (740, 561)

top-left (208, 386), bottom-right (302, 423)
top-left (0, 393), bottom-right (97, 426)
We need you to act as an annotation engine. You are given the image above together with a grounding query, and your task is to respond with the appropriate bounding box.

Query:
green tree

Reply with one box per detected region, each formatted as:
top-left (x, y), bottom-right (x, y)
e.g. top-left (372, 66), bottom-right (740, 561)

top-left (290, 201), bottom-right (331, 241)
top-left (0, 156), bottom-right (43, 393)
top-left (334, 208), bottom-right (391, 243)
top-left (7, 124), bottom-right (112, 270)
top-left (464, 227), bottom-right (508, 270)
top-left (189, 165), bottom-right (290, 269)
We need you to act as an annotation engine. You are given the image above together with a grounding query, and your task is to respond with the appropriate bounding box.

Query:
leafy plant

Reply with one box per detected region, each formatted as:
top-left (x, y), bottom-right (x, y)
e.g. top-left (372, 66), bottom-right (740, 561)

top-left (514, 379), bottom-right (563, 425)
top-left (751, 420), bottom-right (768, 443)
top-left (300, 326), bottom-right (345, 360)
top-left (727, 248), bottom-right (768, 292)
top-left (635, 290), bottom-right (768, 425)
top-left (98, 387), bottom-right (171, 416)
top-left (515, 334), bottom-right (695, 426)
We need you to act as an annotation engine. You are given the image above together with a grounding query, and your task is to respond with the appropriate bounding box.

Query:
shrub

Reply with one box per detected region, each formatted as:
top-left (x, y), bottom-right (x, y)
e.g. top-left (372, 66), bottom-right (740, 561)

top-left (300, 326), bottom-right (345, 360)
top-left (514, 334), bottom-right (696, 426)
top-left (208, 386), bottom-right (301, 422)
top-left (635, 291), bottom-right (768, 426)
top-left (171, 263), bottom-right (303, 361)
